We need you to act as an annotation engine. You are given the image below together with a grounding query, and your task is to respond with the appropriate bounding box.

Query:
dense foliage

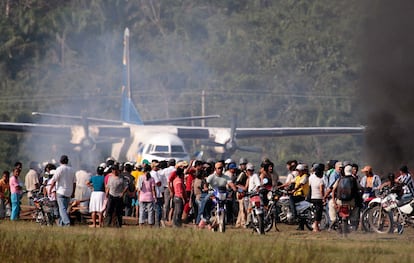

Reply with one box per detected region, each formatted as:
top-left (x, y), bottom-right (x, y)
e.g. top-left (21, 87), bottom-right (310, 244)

top-left (0, 0), bottom-right (366, 171)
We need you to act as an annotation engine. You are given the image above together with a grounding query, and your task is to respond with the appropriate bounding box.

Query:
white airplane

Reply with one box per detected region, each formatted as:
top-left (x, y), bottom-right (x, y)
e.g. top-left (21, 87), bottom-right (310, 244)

top-left (0, 28), bottom-right (365, 164)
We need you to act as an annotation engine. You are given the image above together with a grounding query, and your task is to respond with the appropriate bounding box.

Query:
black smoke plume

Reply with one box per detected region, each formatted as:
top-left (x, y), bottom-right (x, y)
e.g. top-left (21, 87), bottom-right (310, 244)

top-left (360, 1), bottom-right (414, 173)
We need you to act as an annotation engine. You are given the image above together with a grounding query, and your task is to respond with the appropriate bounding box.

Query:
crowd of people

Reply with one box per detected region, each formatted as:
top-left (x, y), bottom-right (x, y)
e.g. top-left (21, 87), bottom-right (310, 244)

top-left (0, 154), bottom-right (413, 233)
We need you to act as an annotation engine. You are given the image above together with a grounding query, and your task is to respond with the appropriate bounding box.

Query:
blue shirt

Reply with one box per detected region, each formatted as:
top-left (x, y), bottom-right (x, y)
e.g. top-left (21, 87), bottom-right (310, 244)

top-left (89, 175), bottom-right (105, 192)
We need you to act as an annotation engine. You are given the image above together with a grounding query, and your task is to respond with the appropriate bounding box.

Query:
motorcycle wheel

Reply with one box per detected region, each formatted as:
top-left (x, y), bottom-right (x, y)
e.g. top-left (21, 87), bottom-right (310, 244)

top-left (218, 211), bottom-right (226, 233)
top-left (264, 213), bottom-right (274, 232)
top-left (304, 209), bottom-right (313, 230)
top-left (361, 207), bottom-right (373, 232)
top-left (369, 206), bottom-right (393, 234)
top-left (257, 214), bottom-right (265, 235)
top-left (342, 218), bottom-right (349, 237)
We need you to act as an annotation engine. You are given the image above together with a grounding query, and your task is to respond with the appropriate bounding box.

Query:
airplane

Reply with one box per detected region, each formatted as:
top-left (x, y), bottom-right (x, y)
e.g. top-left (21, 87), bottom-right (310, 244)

top-left (0, 28), bottom-right (365, 165)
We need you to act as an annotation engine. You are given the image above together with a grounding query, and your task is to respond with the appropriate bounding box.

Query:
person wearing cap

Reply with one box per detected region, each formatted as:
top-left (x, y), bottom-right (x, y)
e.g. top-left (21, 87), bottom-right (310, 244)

top-left (289, 163), bottom-right (310, 230)
top-left (150, 160), bottom-right (164, 227)
top-left (244, 163), bottom-right (261, 228)
top-left (360, 165), bottom-right (381, 199)
top-left (234, 160), bottom-right (248, 228)
top-left (224, 162), bottom-right (238, 224)
top-left (48, 155), bottom-right (76, 226)
top-left (323, 161), bottom-right (343, 230)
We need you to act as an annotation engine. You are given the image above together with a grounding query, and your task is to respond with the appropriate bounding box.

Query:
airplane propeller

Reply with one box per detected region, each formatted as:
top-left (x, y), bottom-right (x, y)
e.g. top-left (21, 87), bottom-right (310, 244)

top-left (200, 115), bottom-right (262, 159)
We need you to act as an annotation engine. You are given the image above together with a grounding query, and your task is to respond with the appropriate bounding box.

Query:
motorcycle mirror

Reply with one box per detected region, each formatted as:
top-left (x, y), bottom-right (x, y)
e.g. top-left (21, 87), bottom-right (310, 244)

top-left (263, 178), bottom-right (269, 185)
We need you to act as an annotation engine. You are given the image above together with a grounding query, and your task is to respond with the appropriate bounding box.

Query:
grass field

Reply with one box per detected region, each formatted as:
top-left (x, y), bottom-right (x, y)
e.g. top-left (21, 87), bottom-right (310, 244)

top-left (0, 220), bottom-right (412, 263)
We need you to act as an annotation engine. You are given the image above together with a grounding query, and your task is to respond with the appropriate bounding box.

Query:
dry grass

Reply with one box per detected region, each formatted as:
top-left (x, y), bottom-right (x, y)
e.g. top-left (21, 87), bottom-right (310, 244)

top-left (0, 221), bottom-right (412, 263)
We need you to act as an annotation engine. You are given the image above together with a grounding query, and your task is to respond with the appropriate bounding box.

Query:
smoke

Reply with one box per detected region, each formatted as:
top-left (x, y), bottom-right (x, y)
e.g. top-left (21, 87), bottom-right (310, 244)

top-left (360, 2), bottom-right (414, 173)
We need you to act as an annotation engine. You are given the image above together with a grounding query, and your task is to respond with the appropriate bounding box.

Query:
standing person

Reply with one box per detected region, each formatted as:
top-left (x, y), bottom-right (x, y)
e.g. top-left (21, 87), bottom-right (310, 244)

top-left (25, 161), bottom-right (40, 206)
top-left (88, 166), bottom-right (106, 228)
top-left (360, 166), bottom-right (381, 198)
top-left (105, 163), bottom-right (126, 228)
top-left (172, 167), bottom-right (187, 227)
top-left (162, 159), bottom-right (176, 225)
top-left (234, 160), bottom-right (248, 228)
top-left (138, 165), bottom-right (156, 226)
top-left (245, 163), bottom-right (261, 228)
top-left (10, 167), bottom-right (23, 221)
top-left (323, 161), bottom-right (343, 230)
top-left (309, 164), bottom-right (325, 232)
top-left (74, 165), bottom-right (92, 204)
top-left (150, 161), bottom-right (164, 227)
top-left (0, 171), bottom-right (10, 219)
top-left (120, 162), bottom-right (136, 217)
top-left (44, 169), bottom-right (59, 225)
top-left (49, 155), bottom-right (76, 227)
top-left (332, 165), bottom-right (361, 230)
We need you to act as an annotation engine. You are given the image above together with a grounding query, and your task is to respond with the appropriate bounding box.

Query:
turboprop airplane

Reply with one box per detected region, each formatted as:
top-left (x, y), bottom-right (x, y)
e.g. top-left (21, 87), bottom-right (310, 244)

top-left (0, 28), bottom-right (365, 164)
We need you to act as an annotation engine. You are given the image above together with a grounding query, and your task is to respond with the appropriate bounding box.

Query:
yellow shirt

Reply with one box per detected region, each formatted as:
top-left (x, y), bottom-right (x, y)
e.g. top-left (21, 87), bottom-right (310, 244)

top-left (293, 173), bottom-right (309, 197)
top-left (131, 170), bottom-right (144, 188)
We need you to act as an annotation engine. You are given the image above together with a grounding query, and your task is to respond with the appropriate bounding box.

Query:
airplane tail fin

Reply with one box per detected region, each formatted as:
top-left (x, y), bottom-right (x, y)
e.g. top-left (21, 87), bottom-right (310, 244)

top-left (121, 27), bottom-right (143, 125)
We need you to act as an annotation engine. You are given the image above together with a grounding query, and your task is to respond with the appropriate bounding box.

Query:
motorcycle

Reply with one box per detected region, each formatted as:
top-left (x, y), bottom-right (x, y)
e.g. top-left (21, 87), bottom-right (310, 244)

top-left (365, 185), bottom-right (405, 234)
top-left (273, 189), bottom-right (328, 231)
top-left (31, 189), bottom-right (55, 226)
top-left (337, 203), bottom-right (351, 236)
top-left (209, 187), bottom-right (228, 232)
top-left (369, 190), bottom-right (414, 235)
top-left (246, 188), bottom-right (265, 235)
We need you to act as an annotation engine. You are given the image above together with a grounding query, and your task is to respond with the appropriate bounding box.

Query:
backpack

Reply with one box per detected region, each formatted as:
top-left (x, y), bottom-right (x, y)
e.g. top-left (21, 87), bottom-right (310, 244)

top-left (336, 176), bottom-right (357, 201)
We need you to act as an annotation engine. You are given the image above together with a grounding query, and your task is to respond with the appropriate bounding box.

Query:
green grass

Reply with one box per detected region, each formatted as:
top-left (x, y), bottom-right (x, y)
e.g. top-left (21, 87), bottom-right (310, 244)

top-left (0, 221), bottom-right (412, 263)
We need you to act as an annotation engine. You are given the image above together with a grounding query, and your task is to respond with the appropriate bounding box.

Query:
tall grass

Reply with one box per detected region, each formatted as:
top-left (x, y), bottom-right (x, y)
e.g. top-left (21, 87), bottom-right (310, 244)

top-left (0, 221), bottom-right (411, 263)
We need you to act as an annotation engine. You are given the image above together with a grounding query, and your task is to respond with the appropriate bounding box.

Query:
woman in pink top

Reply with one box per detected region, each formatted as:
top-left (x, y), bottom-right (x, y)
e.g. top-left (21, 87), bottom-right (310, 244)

top-left (172, 167), bottom-right (187, 227)
top-left (10, 168), bottom-right (23, 220)
top-left (138, 166), bottom-right (156, 226)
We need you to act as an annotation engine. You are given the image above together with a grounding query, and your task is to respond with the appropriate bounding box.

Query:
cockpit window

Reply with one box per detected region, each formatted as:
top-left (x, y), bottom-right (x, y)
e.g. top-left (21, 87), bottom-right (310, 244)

top-left (171, 145), bottom-right (185, 153)
top-left (154, 145), bottom-right (169, 152)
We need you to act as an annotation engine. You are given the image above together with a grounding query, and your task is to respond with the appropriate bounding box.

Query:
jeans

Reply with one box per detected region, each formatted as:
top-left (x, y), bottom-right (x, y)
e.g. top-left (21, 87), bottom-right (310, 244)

top-left (10, 193), bottom-right (21, 221)
top-left (172, 197), bottom-right (184, 227)
top-left (163, 188), bottom-right (171, 221)
top-left (139, 201), bottom-right (155, 225)
top-left (154, 197), bottom-right (164, 227)
top-left (196, 193), bottom-right (212, 224)
top-left (289, 195), bottom-right (305, 218)
top-left (56, 194), bottom-right (71, 226)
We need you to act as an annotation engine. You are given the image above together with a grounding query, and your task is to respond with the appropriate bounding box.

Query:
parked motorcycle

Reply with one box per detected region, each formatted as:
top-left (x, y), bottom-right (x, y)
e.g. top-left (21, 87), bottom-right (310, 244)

top-left (209, 187), bottom-right (228, 232)
top-left (369, 190), bottom-right (414, 235)
top-left (31, 189), bottom-right (55, 226)
top-left (365, 185), bottom-right (405, 234)
top-left (337, 203), bottom-right (351, 236)
top-left (270, 189), bottom-right (328, 231)
top-left (247, 188), bottom-right (265, 235)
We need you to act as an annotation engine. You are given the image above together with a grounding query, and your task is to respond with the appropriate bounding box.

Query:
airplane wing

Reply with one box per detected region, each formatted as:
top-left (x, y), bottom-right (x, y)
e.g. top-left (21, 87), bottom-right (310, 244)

top-left (0, 122), bottom-right (72, 135)
top-left (0, 122), bottom-right (130, 139)
top-left (234, 126), bottom-right (366, 139)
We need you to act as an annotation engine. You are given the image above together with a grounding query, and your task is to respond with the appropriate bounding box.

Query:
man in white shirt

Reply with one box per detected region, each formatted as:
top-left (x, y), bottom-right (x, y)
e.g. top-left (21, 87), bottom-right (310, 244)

top-left (25, 161), bottom-right (40, 206)
top-left (49, 155), bottom-right (76, 226)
